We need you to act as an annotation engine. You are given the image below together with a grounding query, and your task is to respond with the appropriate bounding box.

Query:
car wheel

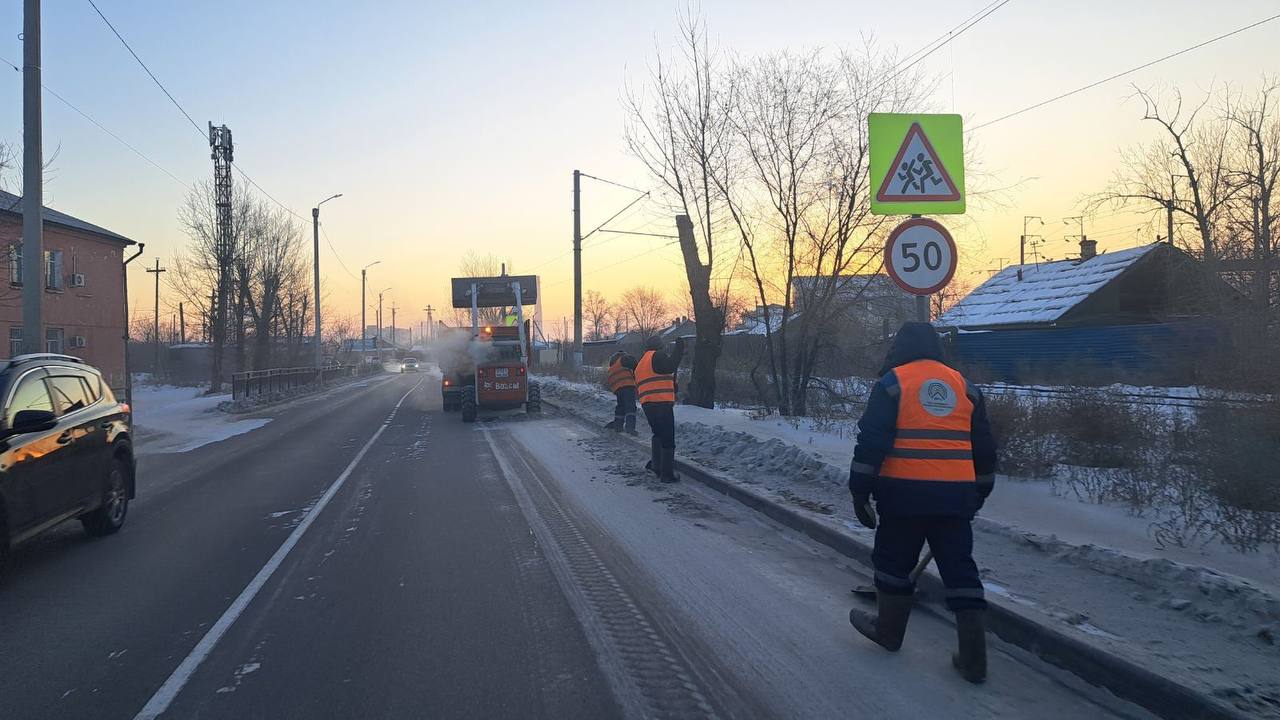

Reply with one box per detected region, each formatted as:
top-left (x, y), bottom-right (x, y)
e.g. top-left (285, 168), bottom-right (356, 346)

top-left (461, 389), bottom-right (477, 423)
top-left (82, 457), bottom-right (130, 537)
top-left (526, 384), bottom-right (542, 414)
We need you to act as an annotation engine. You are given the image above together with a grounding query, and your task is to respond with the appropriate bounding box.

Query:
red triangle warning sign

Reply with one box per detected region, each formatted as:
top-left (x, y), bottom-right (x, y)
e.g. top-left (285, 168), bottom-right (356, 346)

top-left (875, 123), bottom-right (960, 203)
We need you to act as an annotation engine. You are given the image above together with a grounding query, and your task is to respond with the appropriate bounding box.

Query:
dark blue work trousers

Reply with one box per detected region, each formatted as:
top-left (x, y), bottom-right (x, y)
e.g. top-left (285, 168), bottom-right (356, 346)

top-left (872, 514), bottom-right (986, 611)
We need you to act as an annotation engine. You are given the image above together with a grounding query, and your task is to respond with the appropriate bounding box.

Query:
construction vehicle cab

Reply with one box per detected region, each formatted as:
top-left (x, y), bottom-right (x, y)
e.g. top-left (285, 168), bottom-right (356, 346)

top-left (448, 273), bottom-right (541, 422)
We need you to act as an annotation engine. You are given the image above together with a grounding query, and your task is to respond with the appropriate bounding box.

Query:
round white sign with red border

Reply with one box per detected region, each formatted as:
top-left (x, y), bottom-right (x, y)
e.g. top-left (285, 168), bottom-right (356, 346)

top-left (884, 217), bottom-right (958, 296)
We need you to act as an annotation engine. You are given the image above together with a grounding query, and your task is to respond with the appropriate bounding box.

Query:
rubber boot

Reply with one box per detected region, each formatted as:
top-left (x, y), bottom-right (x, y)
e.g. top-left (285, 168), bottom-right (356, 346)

top-left (848, 592), bottom-right (913, 651)
top-left (604, 418), bottom-right (620, 432)
top-left (645, 436), bottom-right (660, 476)
top-left (659, 447), bottom-right (681, 483)
top-left (623, 413), bottom-right (637, 435)
top-left (952, 609), bottom-right (987, 683)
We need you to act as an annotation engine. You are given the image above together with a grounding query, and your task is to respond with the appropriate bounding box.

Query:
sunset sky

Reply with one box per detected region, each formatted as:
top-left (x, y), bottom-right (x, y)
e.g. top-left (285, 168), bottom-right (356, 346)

top-left (2, 0), bottom-right (1277, 338)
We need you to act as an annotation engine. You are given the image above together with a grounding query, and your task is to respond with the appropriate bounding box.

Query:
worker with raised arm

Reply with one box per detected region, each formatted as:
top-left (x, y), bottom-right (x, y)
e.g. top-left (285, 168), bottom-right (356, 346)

top-left (846, 322), bottom-right (998, 683)
top-left (604, 350), bottom-right (638, 435)
top-left (624, 335), bottom-right (685, 483)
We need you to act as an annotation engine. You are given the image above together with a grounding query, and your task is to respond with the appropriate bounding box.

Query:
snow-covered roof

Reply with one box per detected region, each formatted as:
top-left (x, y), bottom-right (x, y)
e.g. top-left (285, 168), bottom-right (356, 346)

top-left (939, 243), bottom-right (1162, 329)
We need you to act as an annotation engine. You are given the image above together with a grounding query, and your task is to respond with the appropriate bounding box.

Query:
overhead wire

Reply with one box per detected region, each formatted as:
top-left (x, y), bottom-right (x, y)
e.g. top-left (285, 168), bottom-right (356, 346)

top-left (85, 0), bottom-right (314, 226)
top-left (0, 54), bottom-right (190, 190)
top-left (319, 222), bottom-right (358, 280)
top-left (970, 11), bottom-right (1280, 132)
top-left (85, 0), bottom-right (205, 140)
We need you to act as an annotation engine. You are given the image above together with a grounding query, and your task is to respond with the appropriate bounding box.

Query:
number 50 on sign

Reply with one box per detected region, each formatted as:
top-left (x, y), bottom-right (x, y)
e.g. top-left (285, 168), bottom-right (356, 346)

top-left (884, 218), bottom-right (958, 296)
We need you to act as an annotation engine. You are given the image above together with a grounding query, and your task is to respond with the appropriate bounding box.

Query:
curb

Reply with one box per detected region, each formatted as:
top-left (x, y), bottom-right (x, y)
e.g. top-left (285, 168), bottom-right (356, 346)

top-left (543, 396), bottom-right (1249, 720)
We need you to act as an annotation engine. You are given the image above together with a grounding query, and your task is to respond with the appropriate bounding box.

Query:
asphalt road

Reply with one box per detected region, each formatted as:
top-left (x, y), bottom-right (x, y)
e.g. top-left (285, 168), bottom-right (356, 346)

top-left (0, 372), bottom-right (1153, 720)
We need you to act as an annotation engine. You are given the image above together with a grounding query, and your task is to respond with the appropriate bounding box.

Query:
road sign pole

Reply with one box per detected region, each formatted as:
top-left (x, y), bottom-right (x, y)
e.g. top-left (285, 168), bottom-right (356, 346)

top-left (910, 213), bottom-right (931, 322)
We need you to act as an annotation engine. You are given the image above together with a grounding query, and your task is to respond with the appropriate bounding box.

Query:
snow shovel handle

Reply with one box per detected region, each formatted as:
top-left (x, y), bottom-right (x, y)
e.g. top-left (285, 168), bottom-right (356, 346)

top-left (909, 550), bottom-right (934, 582)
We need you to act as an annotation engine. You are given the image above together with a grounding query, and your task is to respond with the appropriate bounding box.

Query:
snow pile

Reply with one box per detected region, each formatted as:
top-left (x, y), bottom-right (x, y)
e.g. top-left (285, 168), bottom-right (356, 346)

top-left (538, 375), bottom-right (1280, 715)
top-left (131, 383), bottom-right (270, 455)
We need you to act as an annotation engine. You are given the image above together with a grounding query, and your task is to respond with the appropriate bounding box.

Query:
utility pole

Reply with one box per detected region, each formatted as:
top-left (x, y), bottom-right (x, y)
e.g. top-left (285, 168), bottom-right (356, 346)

top-left (146, 258), bottom-right (166, 372)
top-left (208, 122), bottom-right (234, 392)
top-left (424, 305), bottom-right (435, 341)
top-left (1167, 175), bottom-right (1177, 245)
top-left (22, 0), bottom-right (43, 354)
top-left (572, 169), bottom-right (582, 367)
top-left (360, 260), bottom-right (379, 363)
top-left (179, 302), bottom-right (186, 343)
top-left (1018, 215), bottom-right (1042, 281)
top-left (391, 302), bottom-right (397, 349)
top-left (312, 194), bottom-right (342, 369)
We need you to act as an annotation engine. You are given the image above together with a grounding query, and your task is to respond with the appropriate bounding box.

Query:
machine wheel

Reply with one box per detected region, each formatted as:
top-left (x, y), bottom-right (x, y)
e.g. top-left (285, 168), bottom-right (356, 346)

top-left (526, 383), bottom-right (542, 414)
top-left (460, 387), bottom-right (477, 423)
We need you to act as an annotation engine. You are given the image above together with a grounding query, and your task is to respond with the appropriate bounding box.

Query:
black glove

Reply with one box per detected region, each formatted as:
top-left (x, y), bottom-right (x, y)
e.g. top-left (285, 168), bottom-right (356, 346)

top-left (853, 494), bottom-right (878, 530)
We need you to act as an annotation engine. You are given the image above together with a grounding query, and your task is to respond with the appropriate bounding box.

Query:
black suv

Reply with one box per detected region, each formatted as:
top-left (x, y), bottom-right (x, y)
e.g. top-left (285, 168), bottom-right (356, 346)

top-left (0, 354), bottom-right (135, 576)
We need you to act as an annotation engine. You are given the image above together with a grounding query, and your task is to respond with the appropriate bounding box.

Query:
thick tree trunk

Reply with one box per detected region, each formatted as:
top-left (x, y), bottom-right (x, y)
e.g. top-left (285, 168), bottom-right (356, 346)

top-left (676, 214), bottom-right (723, 408)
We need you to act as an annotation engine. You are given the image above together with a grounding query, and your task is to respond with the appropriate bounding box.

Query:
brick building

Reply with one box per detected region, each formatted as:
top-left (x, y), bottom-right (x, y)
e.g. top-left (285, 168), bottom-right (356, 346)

top-left (0, 190), bottom-right (137, 390)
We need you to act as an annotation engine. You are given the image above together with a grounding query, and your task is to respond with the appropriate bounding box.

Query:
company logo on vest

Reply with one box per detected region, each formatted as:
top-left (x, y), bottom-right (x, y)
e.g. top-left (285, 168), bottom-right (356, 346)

top-left (919, 379), bottom-right (957, 417)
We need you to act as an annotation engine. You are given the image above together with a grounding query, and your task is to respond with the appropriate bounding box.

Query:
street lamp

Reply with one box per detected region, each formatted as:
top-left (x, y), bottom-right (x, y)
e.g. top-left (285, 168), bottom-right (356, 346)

top-left (360, 261), bottom-right (380, 361)
top-left (312, 192), bottom-right (343, 369)
top-left (377, 287), bottom-right (392, 355)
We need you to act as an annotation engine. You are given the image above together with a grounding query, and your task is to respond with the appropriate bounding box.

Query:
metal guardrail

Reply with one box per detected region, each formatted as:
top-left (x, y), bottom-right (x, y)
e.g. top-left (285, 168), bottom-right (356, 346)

top-left (231, 363), bottom-right (372, 400)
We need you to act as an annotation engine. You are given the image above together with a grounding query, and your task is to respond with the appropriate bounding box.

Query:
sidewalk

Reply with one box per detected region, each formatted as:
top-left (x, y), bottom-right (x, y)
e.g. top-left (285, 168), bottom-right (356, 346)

top-left (538, 376), bottom-right (1280, 720)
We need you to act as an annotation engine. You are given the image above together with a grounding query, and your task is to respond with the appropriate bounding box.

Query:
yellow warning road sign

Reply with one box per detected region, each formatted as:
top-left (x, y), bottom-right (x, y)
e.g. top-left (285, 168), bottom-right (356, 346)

top-left (869, 113), bottom-right (964, 215)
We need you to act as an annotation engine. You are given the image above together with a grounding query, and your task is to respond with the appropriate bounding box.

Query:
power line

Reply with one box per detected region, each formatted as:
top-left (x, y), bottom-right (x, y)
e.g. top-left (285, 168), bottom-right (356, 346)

top-left (545, 240), bottom-right (681, 288)
top-left (581, 191), bottom-right (650, 242)
top-left (84, 2), bottom-right (309, 220)
top-left (885, 0), bottom-right (1011, 85)
top-left (1, 54), bottom-right (190, 190)
top-left (319, 222), bottom-right (358, 280)
top-left (578, 172), bottom-right (648, 194)
top-left (971, 12), bottom-right (1280, 132)
top-left (86, 0), bottom-right (205, 139)
top-left (594, 229), bottom-right (679, 240)
top-left (230, 164), bottom-right (307, 221)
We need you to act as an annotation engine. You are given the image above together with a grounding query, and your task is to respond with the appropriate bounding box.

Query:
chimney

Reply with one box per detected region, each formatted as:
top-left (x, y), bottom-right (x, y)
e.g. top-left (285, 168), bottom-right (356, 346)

top-left (1079, 237), bottom-right (1097, 261)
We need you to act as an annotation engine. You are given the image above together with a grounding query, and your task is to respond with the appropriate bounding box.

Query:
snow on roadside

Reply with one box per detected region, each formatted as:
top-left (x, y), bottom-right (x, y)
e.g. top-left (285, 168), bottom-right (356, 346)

top-left (538, 375), bottom-right (1280, 717)
top-left (131, 383), bottom-right (270, 455)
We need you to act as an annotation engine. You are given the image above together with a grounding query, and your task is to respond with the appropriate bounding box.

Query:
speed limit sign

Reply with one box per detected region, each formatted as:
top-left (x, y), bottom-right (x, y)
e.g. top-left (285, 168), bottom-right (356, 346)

top-left (884, 218), bottom-right (957, 296)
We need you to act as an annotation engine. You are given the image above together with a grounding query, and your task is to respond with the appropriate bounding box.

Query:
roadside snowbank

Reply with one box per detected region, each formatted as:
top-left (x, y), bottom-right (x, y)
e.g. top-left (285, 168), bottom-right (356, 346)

top-left (131, 383), bottom-right (270, 455)
top-left (538, 375), bottom-right (1280, 717)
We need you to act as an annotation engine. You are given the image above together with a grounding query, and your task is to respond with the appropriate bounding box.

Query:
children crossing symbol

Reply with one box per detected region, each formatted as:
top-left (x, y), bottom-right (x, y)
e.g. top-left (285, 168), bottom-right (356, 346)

top-left (878, 123), bottom-right (960, 202)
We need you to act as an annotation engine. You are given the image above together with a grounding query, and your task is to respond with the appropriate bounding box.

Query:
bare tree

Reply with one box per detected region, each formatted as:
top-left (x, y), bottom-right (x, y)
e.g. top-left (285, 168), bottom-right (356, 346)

top-left (619, 286), bottom-right (670, 338)
top-left (583, 289), bottom-right (612, 340)
top-left (0, 141), bottom-right (14, 189)
top-left (719, 44), bottom-right (925, 415)
top-left (453, 251), bottom-right (508, 326)
top-left (1097, 87), bottom-right (1240, 264)
top-left (626, 11), bottom-right (734, 408)
top-left (1224, 79), bottom-right (1280, 323)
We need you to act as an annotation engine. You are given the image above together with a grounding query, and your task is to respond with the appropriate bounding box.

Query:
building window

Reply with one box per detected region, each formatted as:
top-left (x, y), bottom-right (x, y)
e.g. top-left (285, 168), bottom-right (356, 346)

top-left (9, 327), bottom-right (21, 357)
top-left (8, 245), bottom-right (21, 286)
top-left (46, 327), bottom-right (64, 354)
top-left (45, 250), bottom-right (64, 291)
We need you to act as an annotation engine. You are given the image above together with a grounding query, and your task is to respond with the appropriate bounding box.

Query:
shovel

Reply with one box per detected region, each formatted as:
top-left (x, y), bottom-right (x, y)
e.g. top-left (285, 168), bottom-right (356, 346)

top-left (851, 550), bottom-right (933, 599)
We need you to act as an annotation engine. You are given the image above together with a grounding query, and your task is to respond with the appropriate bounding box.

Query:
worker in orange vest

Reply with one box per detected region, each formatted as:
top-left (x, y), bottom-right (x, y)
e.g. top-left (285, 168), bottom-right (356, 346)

top-left (604, 350), bottom-right (638, 435)
top-left (623, 335), bottom-right (685, 483)
top-left (846, 322), bottom-right (998, 683)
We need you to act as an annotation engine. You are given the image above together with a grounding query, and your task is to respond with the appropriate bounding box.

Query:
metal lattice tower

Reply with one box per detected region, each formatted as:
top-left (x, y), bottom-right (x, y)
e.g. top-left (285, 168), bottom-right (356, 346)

top-left (209, 122), bottom-right (234, 389)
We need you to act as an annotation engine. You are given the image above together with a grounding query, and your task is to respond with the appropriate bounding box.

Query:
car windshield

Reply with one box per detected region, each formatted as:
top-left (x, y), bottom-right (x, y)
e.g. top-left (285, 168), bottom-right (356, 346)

top-left (6, 6), bottom-right (1279, 720)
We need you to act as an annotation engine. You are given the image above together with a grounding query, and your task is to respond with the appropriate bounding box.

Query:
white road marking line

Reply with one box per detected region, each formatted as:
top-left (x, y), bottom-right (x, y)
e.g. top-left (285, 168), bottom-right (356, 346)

top-left (134, 379), bottom-right (424, 720)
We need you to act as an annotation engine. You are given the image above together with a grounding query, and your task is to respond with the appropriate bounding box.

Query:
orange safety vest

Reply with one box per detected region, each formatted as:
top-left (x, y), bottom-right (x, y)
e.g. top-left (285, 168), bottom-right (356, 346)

top-left (606, 357), bottom-right (636, 392)
top-left (878, 359), bottom-right (976, 483)
top-left (635, 350), bottom-right (676, 405)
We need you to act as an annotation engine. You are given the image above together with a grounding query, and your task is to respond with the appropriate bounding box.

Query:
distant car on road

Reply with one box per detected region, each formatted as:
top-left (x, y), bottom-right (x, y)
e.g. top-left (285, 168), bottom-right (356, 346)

top-left (0, 354), bottom-right (135, 578)
top-left (401, 357), bottom-right (420, 373)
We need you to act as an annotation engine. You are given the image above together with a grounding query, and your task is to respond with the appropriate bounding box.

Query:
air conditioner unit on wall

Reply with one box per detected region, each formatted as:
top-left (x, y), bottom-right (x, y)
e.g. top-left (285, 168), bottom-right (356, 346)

top-left (72, 336), bottom-right (86, 348)
top-left (70, 273), bottom-right (86, 288)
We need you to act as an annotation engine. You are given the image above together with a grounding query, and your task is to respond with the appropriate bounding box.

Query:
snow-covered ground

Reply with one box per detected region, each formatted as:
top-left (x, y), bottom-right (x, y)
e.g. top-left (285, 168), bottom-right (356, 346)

top-left (538, 375), bottom-right (1280, 717)
top-left (131, 383), bottom-right (271, 455)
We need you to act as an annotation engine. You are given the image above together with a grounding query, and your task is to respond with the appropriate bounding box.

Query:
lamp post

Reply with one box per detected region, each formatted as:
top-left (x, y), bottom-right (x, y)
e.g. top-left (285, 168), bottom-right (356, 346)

top-left (377, 287), bottom-right (392, 358)
top-left (312, 193), bottom-right (342, 369)
top-left (361, 261), bottom-right (380, 363)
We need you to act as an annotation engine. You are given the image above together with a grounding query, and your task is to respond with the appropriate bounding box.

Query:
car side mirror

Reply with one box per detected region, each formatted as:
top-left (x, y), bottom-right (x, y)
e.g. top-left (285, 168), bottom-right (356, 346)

top-left (10, 409), bottom-right (57, 435)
